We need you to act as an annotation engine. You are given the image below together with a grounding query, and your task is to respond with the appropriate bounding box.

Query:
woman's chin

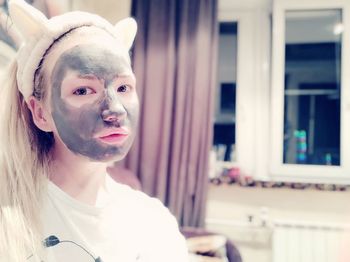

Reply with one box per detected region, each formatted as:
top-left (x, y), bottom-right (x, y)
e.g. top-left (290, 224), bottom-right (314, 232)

top-left (85, 150), bottom-right (128, 163)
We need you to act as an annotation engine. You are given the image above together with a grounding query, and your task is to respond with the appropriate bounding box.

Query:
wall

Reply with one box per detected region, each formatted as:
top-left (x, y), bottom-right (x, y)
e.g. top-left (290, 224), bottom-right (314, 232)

top-left (71, 0), bottom-right (131, 23)
top-left (205, 184), bottom-right (350, 262)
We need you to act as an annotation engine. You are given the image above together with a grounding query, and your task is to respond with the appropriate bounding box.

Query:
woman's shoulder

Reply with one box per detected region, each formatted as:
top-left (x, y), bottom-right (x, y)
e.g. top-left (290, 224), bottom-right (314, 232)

top-left (106, 176), bottom-right (170, 217)
top-left (107, 176), bottom-right (184, 238)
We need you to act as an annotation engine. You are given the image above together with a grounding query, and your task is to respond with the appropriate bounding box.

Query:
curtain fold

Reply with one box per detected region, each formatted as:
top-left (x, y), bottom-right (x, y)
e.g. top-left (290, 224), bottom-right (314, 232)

top-left (126, 0), bottom-right (218, 227)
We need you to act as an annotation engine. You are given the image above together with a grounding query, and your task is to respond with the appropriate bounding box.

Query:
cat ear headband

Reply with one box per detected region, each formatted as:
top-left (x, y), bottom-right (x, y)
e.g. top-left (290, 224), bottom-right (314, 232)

top-left (8, 0), bottom-right (137, 101)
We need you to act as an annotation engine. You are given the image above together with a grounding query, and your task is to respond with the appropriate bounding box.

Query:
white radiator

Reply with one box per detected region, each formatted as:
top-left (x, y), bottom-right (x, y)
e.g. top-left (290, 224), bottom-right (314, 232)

top-left (272, 220), bottom-right (349, 262)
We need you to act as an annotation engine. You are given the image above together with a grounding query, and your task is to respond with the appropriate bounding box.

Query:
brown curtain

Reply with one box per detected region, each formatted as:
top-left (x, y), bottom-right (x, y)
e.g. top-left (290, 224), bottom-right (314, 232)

top-left (125, 0), bottom-right (218, 227)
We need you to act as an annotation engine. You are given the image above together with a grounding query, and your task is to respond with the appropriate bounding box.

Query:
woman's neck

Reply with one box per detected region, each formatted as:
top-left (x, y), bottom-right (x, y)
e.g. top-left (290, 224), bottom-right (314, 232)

top-left (49, 146), bottom-right (109, 206)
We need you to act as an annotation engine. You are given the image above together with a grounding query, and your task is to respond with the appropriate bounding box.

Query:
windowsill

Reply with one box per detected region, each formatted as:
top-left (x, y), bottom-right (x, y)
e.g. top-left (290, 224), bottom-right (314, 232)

top-left (206, 183), bottom-right (350, 224)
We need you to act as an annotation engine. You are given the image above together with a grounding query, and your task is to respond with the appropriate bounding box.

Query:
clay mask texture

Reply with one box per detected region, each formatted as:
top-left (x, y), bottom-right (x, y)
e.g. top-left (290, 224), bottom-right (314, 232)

top-left (50, 44), bottom-right (139, 161)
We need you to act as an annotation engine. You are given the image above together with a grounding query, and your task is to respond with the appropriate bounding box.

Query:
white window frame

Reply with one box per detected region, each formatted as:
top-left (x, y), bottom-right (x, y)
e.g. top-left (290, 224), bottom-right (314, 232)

top-left (218, 0), bottom-right (272, 179)
top-left (217, 11), bottom-right (256, 176)
top-left (270, 0), bottom-right (350, 184)
top-left (218, 7), bottom-right (272, 178)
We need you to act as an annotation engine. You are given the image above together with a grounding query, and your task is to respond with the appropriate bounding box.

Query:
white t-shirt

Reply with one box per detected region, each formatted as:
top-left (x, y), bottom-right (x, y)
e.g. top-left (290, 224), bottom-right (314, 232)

top-left (37, 176), bottom-right (189, 262)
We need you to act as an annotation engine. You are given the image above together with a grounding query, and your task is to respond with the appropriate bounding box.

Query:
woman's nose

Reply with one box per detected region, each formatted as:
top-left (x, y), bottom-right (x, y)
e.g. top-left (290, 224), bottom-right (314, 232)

top-left (101, 96), bottom-right (127, 123)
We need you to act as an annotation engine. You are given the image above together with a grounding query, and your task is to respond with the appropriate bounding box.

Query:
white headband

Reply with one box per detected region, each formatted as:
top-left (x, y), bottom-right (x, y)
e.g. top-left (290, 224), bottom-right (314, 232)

top-left (8, 0), bottom-right (137, 101)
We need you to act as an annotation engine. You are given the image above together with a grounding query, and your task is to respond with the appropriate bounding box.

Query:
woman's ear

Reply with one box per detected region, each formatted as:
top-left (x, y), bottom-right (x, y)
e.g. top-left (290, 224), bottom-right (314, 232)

top-left (27, 96), bottom-right (53, 132)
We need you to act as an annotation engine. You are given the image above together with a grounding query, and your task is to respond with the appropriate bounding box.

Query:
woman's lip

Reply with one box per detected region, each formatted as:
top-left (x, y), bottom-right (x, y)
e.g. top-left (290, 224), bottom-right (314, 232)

top-left (98, 133), bottom-right (129, 145)
top-left (96, 128), bottom-right (129, 137)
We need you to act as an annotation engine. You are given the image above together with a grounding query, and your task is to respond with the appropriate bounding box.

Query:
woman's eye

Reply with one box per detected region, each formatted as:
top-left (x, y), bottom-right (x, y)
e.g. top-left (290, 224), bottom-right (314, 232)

top-left (117, 85), bottom-right (129, 93)
top-left (73, 87), bottom-right (94, 96)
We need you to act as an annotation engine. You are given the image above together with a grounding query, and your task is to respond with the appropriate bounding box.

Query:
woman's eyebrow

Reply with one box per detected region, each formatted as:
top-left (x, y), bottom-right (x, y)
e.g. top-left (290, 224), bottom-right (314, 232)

top-left (113, 74), bottom-right (136, 82)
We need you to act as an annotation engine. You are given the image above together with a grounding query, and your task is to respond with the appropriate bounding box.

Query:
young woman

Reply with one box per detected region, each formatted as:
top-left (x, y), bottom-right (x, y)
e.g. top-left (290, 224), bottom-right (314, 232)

top-left (0, 1), bottom-right (188, 261)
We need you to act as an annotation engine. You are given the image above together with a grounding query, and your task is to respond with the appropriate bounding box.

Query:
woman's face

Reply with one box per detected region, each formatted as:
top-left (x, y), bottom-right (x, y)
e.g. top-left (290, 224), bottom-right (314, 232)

top-left (42, 27), bottom-right (139, 162)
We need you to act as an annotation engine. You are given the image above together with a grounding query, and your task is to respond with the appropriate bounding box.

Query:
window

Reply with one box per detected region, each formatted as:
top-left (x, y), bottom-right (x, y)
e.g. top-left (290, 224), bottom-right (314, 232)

top-left (214, 0), bottom-right (350, 184)
top-left (213, 22), bottom-right (237, 163)
top-left (212, 6), bottom-right (269, 176)
top-left (283, 9), bottom-right (342, 166)
top-left (271, 0), bottom-right (350, 183)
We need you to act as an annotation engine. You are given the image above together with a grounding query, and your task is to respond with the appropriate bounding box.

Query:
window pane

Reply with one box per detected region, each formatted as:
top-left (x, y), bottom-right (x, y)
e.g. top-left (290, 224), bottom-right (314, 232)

top-left (283, 10), bottom-right (341, 166)
top-left (213, 22), bottom-right (237, 162)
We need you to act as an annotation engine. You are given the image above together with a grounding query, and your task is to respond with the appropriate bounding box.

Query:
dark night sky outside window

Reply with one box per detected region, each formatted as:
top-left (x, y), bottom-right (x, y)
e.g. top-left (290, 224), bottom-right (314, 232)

top-left (283, 10), bottom-right (341, 166)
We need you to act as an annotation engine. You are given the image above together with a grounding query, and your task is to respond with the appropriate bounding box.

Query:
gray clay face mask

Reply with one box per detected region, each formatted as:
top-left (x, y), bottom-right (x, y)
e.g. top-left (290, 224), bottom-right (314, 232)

top-left (50, 44), bottom-right (139, 161)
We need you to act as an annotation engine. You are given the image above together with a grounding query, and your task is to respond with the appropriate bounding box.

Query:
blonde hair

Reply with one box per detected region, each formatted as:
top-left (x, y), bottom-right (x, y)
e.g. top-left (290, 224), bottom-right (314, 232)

top-left (0, 26), bottom-right (94, 261)
top-left (0, 25), bottom-right (123, 261)
top-left (0, 60), bottom-right (52, 261)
